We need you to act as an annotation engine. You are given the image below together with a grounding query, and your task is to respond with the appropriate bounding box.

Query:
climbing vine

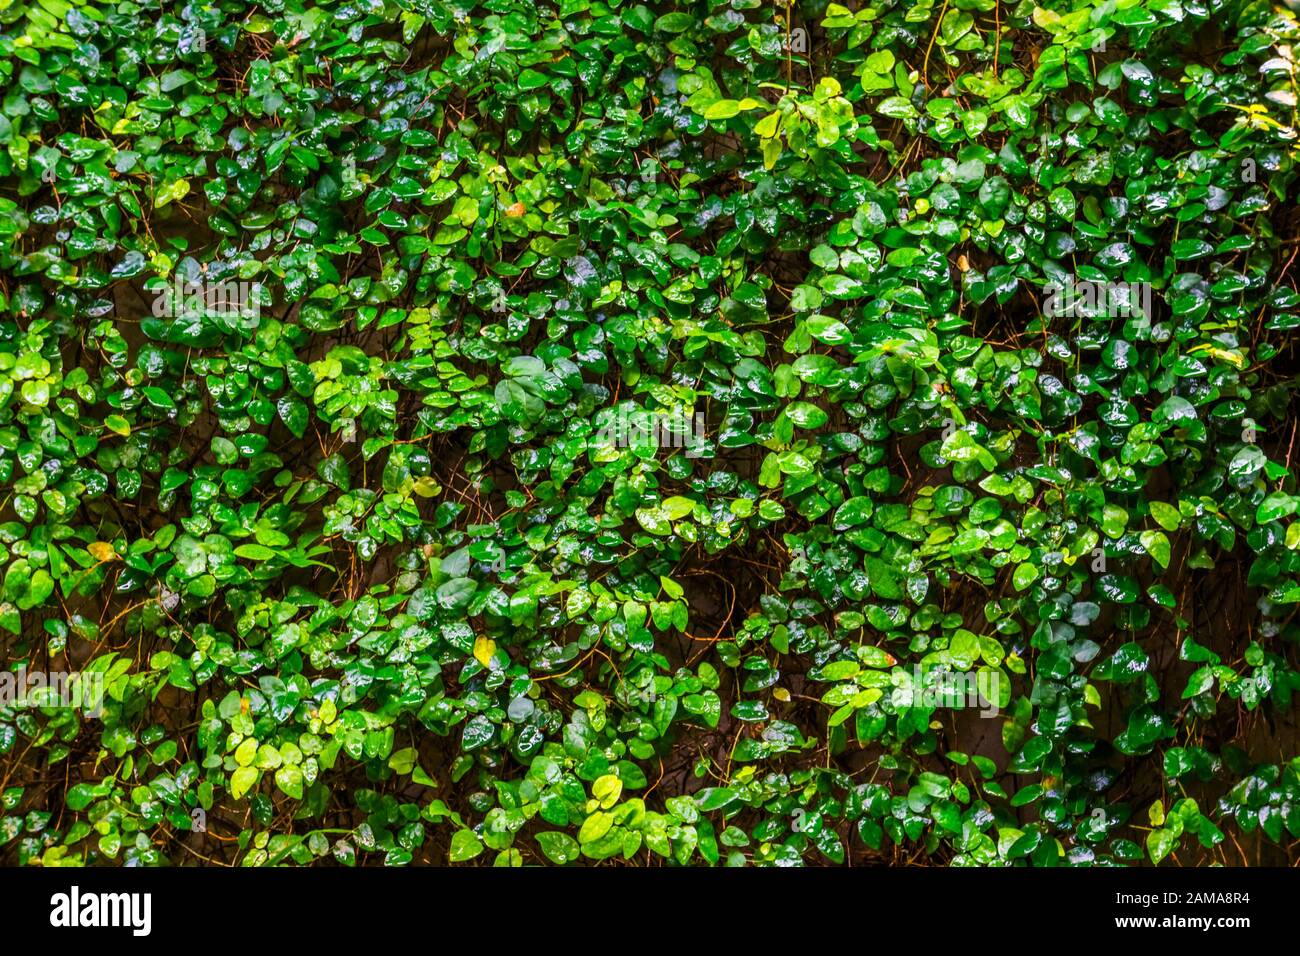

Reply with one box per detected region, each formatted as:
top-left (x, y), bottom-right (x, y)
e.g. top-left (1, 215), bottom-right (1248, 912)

top-left (2, 0), bottom-right (1300, 866)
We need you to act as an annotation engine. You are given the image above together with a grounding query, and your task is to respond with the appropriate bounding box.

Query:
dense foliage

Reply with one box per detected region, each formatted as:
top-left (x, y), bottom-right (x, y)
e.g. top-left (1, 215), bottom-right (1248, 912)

top-left (2, 0), bottom-right (1299, 867)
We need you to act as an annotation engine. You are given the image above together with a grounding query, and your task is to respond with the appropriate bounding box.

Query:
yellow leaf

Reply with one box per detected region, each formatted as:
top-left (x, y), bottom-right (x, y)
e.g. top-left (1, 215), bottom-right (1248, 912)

top-left (754, 110), bottom-right (781, 138)
top-left (87, 542), bottom-right (117, 562)
top-left (412, 476), bottom-right (441, 497)
top-left (473, 635), bottom-right (496, 667)
top-left (1286, 522), bottom-right (1300, 550)
top-left (1148, 801), bottom-right (1166, 827)
top-left (1032, 6), bottom-right (1062, 30)
top-left (592, 773), bottom-right (622, 808)
top-left (762, 136), bottom-right (782, 170)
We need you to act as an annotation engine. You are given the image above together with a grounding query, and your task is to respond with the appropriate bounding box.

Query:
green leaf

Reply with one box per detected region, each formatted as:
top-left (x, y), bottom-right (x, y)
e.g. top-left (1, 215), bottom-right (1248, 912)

top-left (1258, 493), bottom-right (1296, 524)
top-left (1149, 501), bottom-right (1182, 531)
top-left (1146, 827), bottom-right (1177, 865)
top-left (1012, 562), bottom-right (1039, 590)
top-left (865, 557), bottom-right (904, 600)
top-left (1136, 530), bottom-right (1169, 569)
top-left (274, 764), bottom-right (304, 800)
top-left (450, 829), bottom-right (484, 862)
top-left (536, 831), bottom-right (580, 864)
top-left (1047, 186), bottom-right (1075, 220)
top-left (278, 396), bottom-right (309, 438)
top-left (785, 402), bottom-right (829, 429)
